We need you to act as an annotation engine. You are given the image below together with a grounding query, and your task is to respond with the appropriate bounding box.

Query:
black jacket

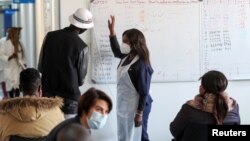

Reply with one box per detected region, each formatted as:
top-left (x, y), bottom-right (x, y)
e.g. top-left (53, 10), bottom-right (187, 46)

top-left (170, 104), bottom-right (240, 141)
top-left (38, 27), bottom-right (88, 114)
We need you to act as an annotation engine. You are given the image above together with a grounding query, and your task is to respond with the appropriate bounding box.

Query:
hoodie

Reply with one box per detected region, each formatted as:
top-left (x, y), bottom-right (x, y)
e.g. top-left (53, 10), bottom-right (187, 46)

top-left (0, 96), bottom-right (65, 141)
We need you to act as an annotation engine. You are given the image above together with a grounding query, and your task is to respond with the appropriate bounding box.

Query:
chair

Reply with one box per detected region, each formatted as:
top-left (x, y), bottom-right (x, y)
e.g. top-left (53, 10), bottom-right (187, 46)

top-left (9, 135), bottom-right (47, 141)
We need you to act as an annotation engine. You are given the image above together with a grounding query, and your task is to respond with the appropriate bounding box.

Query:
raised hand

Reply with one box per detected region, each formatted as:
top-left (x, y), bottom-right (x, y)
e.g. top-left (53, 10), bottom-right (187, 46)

top-left (108, 15), bottom-right (116, 36)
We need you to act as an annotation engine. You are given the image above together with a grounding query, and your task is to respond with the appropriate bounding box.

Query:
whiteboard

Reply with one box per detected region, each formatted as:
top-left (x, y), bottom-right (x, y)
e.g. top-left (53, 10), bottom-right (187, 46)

top-left (201, 0), bottom-right (250, 80)
top-left (90, 0), bottom-right (250, 83)
top-left (90, 0), bottom-right (201, 83)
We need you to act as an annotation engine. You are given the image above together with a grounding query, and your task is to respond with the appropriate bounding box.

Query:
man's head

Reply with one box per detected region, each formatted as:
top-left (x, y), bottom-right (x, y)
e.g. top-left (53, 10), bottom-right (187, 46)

top-left (19, 68), bottom-right (42, 96)
top-left (69, 8), bottom-right (94, 32)
top-left (77, 87), bottom-right (113, 129)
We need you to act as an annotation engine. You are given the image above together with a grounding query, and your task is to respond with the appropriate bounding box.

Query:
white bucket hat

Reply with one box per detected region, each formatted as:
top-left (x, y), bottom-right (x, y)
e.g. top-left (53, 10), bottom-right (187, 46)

top-left (69, 8), bottom-right (94, 29)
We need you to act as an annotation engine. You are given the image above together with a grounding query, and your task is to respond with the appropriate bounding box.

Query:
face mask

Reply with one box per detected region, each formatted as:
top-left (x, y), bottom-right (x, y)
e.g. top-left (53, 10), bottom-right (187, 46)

top-left (87, 111), bottom-right (108, 129)
top-left (120, 43), bottom-right (131, 54)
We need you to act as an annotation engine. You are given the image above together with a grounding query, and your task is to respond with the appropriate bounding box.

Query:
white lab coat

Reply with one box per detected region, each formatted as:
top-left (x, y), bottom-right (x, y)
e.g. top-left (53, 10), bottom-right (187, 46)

top-left (0, 40), bottom-right (25, 91)
top-left (117, 55), bottom-right (142, 141)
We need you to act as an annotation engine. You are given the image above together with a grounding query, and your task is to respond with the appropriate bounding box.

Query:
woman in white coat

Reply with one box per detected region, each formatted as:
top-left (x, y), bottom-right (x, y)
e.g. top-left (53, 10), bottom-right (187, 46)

top-left (0, 27), bottom-right (25, 98)
top-left (108, 16), bottom-right (154, 141)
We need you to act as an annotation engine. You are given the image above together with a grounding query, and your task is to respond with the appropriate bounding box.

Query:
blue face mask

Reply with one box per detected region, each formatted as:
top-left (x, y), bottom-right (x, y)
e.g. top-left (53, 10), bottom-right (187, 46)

top-left (87, 111), bottom-right (108, 129)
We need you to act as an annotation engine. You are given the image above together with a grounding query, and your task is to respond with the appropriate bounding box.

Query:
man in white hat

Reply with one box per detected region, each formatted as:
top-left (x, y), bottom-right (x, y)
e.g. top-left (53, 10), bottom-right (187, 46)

top-left (38, 8), bottom-right (94, 119)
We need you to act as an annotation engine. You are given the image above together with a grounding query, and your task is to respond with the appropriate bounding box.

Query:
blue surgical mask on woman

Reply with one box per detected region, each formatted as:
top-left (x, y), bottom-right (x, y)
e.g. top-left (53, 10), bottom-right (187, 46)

top-left (120, 43), bottom-right (131, 54)
top-left (87, 111), bottom-right (108, 129)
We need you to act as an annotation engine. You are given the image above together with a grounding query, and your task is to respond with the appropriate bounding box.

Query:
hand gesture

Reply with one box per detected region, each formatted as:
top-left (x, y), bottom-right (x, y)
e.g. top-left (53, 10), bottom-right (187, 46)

top-left (108, 15), bottom-right (116, 36)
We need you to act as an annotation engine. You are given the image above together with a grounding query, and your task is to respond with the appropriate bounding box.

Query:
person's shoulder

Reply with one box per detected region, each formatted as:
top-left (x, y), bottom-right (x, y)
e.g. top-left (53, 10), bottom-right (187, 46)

top-left (181, 102), bottom-right (202, 113)
top-left (47, 29), bottom-right (64, 35)
top-left (136, 59), bottom-right (154, 73)
top-left (58, 116), bottom-right (80, 126)
top-left (44, 96), bottom-right (64, 108)
top-left (73, 39), bottom-right (88, 51)
top-left (181, 103), bottom-right (193, 110)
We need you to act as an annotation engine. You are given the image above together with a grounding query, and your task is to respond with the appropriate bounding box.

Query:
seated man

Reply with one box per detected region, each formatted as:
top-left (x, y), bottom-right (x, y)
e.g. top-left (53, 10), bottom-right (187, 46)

top-left (0, 68), bottom-right (64, 141)
top-left (46, 87), bottom-right (113, 141)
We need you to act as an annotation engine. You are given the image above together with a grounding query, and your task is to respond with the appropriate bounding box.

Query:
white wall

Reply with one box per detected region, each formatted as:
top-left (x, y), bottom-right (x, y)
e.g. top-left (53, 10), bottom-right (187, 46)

top-left (60, 0), bottom-right (250, 141)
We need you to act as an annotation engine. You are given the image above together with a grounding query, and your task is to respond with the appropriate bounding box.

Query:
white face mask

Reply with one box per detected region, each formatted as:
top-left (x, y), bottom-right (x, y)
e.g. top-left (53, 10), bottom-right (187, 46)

top-left (87, 111), bottom-right (108, 129)
top-left (120, 43), bottom-right (131, 54)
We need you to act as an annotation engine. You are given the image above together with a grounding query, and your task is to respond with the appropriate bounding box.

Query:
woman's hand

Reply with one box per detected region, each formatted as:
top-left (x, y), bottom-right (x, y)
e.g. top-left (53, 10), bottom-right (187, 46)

top-left (108, 15), bottom-right (116, 36)
top-left (134, 112), bottom-right (143, 127)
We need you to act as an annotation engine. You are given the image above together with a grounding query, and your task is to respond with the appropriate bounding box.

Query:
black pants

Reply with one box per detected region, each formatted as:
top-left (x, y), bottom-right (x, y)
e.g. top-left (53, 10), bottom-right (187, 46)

top-left (8, 88), bottom-right (20, 98)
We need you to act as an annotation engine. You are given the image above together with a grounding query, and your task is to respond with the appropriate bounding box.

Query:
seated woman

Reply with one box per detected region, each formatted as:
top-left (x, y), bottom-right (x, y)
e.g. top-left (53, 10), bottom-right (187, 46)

top-left (170, 70), bottom-right (240, 141)
top-left (46, 87), bottom-right (113, 141)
